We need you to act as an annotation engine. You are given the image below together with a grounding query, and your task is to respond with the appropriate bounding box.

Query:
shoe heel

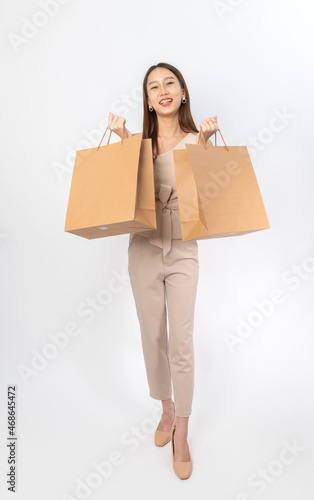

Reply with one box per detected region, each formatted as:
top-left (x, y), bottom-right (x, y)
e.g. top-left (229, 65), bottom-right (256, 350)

top-left (171, 424), bottom-right (192, 480)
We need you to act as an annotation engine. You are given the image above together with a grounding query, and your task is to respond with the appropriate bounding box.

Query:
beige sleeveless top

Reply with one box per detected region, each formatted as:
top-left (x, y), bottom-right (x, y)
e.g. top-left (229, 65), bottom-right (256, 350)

top-left (131, 131), bottom-right (206, 256)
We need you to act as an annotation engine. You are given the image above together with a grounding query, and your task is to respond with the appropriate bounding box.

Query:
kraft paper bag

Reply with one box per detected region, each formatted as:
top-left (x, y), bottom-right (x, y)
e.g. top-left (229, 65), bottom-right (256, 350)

top-left (173, 127), bottom-right (270, 242)
top-left (64, 124), bottom-right (156, 239)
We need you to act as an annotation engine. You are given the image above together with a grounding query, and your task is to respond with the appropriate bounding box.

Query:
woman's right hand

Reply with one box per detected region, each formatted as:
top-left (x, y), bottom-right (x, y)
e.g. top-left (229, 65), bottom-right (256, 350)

top-left (107, 112), bottom-right (129, 139)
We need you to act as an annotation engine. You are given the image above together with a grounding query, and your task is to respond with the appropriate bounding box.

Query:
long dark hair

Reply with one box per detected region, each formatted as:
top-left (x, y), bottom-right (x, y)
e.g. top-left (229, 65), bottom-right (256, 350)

top-left (142, 62), bottom-right (199, 160)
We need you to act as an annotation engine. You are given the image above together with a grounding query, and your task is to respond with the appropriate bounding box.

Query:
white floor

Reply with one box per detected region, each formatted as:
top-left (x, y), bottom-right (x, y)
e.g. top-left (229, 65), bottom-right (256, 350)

top-left (1, 340), bottom-right (313, 500)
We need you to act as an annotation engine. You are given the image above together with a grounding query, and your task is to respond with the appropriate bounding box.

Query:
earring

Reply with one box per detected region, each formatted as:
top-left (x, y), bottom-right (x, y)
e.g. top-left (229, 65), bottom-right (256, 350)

top-left (182, 97), bottom-right (187, 104)
top-left (148, 105), bottom-right (154, 112)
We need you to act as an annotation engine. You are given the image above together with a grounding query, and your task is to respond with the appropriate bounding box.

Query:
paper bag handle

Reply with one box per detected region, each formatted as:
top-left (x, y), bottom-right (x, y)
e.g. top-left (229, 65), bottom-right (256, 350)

top-left (96, 122), bottom-right (126, 151)
top-left (198, 125), bottom-right (229, 151)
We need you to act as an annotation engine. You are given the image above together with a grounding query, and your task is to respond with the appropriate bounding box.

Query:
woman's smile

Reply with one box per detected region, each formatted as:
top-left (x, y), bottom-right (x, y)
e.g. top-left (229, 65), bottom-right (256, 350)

top-left (160, 98), bottom-right (173, 107)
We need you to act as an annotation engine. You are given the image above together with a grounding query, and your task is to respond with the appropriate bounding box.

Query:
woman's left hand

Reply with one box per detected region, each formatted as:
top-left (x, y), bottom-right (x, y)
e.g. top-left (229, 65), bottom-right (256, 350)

top-left (199, 115), bottom-right (219, 143)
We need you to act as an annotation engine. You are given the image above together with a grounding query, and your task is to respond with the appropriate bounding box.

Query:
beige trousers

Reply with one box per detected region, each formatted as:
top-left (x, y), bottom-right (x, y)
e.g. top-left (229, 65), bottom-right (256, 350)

top-left (128, 234), bottom-right (199, 417)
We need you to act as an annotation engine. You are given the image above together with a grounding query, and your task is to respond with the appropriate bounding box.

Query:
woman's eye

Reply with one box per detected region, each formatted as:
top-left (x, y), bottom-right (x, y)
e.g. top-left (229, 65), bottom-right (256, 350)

top-left (151, 82), bottom-right (173, 89)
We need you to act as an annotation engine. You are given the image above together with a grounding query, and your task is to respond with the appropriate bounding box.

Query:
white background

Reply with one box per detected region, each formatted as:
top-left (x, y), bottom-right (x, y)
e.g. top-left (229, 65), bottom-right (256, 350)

top-left (1, 0), bottom-right (313, 499)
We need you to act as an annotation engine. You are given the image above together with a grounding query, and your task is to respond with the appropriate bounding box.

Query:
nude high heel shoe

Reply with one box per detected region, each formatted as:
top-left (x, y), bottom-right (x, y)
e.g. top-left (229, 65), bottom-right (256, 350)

top-left (171, 424), bottom-right (192, 479)
top-left (154, 409), bottom-right (176, 447)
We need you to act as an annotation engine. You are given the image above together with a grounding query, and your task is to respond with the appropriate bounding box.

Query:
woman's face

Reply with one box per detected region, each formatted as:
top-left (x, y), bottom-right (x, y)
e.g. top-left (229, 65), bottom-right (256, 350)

top-left (146, 67), bottom-right (185, 117)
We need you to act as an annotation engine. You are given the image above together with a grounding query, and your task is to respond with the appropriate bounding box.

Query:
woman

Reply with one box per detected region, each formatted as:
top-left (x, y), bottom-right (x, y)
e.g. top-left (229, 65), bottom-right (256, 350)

top-left (108, 62), bottom-right (218, 479)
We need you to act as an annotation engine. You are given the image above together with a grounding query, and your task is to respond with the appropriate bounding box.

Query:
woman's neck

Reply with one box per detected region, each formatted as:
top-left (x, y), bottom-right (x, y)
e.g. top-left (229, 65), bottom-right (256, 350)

top-left (156, 116), bottom-right (183, 138)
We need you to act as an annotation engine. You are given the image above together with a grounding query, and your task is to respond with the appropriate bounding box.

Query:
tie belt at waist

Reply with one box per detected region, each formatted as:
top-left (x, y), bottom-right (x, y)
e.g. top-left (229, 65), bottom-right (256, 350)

top-left (148, 184), bottom-right (179, 256)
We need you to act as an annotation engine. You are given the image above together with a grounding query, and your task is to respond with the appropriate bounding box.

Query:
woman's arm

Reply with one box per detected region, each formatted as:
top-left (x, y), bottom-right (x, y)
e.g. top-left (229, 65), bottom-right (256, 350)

top-left (198, 116), bottom-right (219, 145)
top-left (107, 112), bottom-right (134, 139)
top-left (207, 137), bottom-right (214, 146)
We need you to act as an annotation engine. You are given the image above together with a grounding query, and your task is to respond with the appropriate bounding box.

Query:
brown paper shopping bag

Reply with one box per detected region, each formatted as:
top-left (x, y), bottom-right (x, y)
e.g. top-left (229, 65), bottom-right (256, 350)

top-left (64, 124), bottom-right (156, 239)
top-left (173, 127), bottom-right (270, 242)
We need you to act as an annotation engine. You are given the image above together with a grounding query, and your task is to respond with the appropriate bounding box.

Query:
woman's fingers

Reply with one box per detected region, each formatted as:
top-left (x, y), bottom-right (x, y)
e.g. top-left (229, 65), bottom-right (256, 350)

top-left (107, 112), bottom-right (126, 138)
top-left (200, 115), bottom-right (219, 139)
top-left (207, 115), bottom-right (218, 128)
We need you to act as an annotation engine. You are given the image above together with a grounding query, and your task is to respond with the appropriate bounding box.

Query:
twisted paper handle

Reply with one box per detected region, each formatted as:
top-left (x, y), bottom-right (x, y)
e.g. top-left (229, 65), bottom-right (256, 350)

top-left (97, 122), bottom-right (126, 151)
top-left (198, 124), bottom-right (229, 151)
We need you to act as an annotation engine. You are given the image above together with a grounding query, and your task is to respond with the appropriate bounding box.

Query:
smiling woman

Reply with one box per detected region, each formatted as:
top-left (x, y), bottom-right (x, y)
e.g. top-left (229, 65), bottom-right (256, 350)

top-left (104, 61), bottom-right (220, 480)
top-left (124, 61), bottom-right (218, 480)
top-left (142, 63), bottom-right (200, 160)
